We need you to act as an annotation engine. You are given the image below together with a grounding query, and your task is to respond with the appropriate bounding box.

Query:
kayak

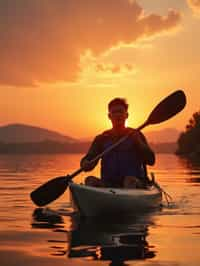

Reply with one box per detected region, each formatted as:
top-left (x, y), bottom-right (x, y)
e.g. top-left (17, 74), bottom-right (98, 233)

top-left (69, 181), bottom-right (162, 217)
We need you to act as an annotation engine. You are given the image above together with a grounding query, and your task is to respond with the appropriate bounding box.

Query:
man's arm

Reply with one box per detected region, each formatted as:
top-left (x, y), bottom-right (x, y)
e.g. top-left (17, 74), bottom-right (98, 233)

top-left (80, 135), bottom-right (102, 171)
top-left (132, 130), bottom-right (155, 165)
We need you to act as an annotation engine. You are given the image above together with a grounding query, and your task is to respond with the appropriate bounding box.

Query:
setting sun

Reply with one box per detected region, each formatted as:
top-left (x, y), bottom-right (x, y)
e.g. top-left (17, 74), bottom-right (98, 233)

top-left (0, 0), bottom-right (199, 138)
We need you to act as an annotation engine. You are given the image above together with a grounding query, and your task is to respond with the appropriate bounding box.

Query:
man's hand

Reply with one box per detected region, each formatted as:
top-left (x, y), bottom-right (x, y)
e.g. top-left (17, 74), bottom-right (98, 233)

top-left (80, 158), bottom-right (95, 171)
top-left (130, 129), bottom-right (155, 165)
top-left (130, 129), bottom-right (144, 145)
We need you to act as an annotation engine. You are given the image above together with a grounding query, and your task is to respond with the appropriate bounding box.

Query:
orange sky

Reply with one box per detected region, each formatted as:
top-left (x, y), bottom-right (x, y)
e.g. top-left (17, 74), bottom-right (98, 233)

top-left (1, 0), bottom-right (200, 138)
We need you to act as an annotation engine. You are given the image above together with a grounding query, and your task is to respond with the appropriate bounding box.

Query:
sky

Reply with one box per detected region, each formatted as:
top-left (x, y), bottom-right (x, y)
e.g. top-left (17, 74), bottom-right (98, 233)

top-left (1, 0), bottom-right (200, 138)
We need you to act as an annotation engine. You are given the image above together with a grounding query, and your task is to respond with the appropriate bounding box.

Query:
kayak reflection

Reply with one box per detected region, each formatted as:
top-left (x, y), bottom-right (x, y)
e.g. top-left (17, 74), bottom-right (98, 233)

top-left (68, 214), bottom-right (156, 263)
top-left (31, 208), bottom-right (157, 263)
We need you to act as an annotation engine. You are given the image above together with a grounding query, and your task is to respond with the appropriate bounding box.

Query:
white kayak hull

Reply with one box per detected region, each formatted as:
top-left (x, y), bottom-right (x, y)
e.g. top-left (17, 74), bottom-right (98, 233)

top-left (69, 182), bottom-right (162, 217)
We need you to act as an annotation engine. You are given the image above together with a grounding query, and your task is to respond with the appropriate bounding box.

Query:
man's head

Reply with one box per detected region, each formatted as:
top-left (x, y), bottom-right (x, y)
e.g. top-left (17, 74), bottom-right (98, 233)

top-left (108, 98), bottom-right (129, 129)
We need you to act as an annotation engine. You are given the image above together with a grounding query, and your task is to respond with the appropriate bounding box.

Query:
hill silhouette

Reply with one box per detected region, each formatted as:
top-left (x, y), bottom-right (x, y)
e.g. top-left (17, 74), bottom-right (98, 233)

top-left (145, 128), bottom-right (180, 143)
top-left (81, 128), bottom-right (180, 143)
top-left (0, 124), bottom-right (77, 143)
top-left (0, 123), bottom-right (179, 154)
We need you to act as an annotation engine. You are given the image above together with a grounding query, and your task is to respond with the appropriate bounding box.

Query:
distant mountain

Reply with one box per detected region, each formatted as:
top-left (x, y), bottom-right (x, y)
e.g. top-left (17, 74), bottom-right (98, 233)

top-left (0, 124), bottom-right (180, 154)
top-left (145, 128), bottom-right (180, 143)
top-left (151, 142), bottom-right (178, 154)
top-left (81, 128), bottom-right (181, 144)
top-left (0, 124), bottom-right (78, 143)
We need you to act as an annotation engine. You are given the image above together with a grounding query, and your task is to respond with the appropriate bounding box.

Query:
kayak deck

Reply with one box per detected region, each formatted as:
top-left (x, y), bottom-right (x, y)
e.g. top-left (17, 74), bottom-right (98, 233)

top-left (69, 182), bottom-right (162, 217)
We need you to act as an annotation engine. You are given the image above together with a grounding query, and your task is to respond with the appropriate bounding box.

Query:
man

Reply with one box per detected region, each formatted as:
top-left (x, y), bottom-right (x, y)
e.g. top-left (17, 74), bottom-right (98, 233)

top-left (80, 98), bottom-right (155, 188)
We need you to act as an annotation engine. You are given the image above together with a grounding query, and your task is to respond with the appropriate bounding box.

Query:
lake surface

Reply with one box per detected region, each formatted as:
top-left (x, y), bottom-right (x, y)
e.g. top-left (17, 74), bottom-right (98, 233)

top-left (0, 153), bottom-right (200, 266)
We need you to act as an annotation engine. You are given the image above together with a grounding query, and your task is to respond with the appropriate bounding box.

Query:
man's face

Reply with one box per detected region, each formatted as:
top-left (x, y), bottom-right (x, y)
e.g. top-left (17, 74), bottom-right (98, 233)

top-left (108, 104), bottom-right (128, 127)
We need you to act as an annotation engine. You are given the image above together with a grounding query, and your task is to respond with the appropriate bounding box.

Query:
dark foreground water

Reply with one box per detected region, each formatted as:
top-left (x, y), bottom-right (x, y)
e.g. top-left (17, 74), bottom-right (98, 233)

top-left (0, 153), bottom-right (200, 266)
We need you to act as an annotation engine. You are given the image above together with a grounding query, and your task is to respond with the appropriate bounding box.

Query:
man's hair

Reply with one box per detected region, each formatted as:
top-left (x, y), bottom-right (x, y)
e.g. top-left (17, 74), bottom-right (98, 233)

top-left (108, 98), bottom-right (128, 111)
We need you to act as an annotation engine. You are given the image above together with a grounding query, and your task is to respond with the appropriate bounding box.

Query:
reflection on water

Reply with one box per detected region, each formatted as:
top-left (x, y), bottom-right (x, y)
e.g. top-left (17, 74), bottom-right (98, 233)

top-left (1, 153), bottom-right (200, 266)
top-left (178, 157), bottom-right (200, 184)
top-left (186, 176), bottom-right (200, 183)
top-left (68, 215), bottom-right (156, 264)
top-left (32, 207), bottom-right (157, 264)
top-left (32, 208), bottom-right (65, 229)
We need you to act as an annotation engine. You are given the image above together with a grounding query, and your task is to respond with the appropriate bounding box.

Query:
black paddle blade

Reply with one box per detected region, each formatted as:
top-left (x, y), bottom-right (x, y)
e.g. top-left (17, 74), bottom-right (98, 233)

top-left (30, 176), bottom-right (69, 206)
top-left (147, 90), bottom-right (186, 125)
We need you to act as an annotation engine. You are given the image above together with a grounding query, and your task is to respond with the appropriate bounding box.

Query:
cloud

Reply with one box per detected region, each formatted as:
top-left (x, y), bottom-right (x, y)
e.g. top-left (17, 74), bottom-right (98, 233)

top-left (187, 0), bottom-right (200, 13)
top-left (0, 0), bottom-right (181, 86)
top-left (94, 63), bottom-right (134, 74)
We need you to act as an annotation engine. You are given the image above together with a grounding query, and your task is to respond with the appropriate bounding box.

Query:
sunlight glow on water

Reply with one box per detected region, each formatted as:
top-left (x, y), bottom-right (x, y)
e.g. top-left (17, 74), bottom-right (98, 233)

top-left (0, 153), bottom-right (200, 266)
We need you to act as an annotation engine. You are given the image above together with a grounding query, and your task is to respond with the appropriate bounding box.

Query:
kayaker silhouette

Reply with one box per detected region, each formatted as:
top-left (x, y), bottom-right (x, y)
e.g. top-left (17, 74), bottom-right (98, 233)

top-left (81, 98), bottom-right (155, 188)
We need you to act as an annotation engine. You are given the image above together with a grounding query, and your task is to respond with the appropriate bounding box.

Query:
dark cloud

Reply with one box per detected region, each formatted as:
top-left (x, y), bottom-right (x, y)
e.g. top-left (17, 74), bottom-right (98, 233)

top-left (0, 0), bottom-right (181, 86)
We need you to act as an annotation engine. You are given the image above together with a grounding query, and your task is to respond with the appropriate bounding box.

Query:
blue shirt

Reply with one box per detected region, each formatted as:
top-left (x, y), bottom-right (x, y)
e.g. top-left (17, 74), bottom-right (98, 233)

top-left (81, 128), bottom-right (151, 187)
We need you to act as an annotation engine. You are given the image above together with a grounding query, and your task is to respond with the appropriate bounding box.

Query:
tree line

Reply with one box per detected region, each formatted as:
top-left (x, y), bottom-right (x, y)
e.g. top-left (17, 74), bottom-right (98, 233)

top-left (176, 111), bottom-right (200, 159)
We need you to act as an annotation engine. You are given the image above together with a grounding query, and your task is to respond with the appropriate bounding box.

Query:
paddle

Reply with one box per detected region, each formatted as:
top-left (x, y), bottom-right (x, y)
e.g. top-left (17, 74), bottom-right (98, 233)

top-left (30, 90), bottom-right (186, 206)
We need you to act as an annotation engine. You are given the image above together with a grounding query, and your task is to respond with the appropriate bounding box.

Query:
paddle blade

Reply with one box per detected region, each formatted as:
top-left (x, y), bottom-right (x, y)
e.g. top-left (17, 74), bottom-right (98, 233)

top-left (30, 176), bottom-right (69, 206)
top-left (147, 90), bottom-right (186, 125)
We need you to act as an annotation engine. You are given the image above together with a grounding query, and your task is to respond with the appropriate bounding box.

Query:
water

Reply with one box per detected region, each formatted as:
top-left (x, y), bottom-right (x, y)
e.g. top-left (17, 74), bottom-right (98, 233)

top-left (0, 153), bottom-right (200, 266)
